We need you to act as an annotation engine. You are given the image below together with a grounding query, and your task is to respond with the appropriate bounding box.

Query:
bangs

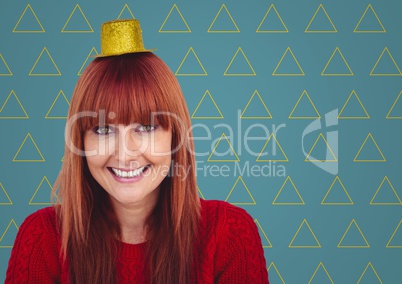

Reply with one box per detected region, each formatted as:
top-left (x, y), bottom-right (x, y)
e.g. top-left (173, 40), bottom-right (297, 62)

top-left (76, 54), bottom-right (173, 132)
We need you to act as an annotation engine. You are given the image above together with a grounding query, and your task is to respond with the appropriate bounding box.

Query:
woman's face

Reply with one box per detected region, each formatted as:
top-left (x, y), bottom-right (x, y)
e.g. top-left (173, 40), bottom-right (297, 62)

top-left (84, 122), bottom-right (172, 209)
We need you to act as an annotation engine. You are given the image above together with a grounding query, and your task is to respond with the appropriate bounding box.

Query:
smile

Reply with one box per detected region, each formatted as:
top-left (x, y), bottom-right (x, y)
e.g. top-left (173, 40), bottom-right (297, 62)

top-left (109, 166), bottom-right (148, 178)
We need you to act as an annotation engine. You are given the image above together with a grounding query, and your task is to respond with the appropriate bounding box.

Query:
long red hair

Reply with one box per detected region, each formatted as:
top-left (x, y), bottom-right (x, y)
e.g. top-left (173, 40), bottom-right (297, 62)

top-left (53, 53), bottom-right (200, 283)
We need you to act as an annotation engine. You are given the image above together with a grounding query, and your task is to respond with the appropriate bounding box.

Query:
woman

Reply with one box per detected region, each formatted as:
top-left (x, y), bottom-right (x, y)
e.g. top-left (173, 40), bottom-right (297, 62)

top-left (5, 19), bottom-right (269, 283)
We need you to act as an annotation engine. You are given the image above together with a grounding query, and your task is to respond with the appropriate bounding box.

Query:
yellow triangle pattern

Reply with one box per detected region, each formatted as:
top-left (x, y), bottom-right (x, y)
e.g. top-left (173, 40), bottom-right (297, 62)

top-left (0, 183), bottom-right (13, 205)
top-left (29, 176), bottom-right (54, 205)
top-left (0, 220), bottom-right (19, 248)
top-left (256, 133), bottom-right (289, 162)
top-left (254, 219), bottom-right (272, 248)
top-left (225, 176), bottom-right (256, 205)
top-left (78, 47), bottom-right (99, 75)
top-left (208, 4), bottom-right (240, 33)
top-left (370, 47), bottom-right (402, 76)
top-left (0, 90), bottom-right (29, 119)
top-left (224, 47), bottom-right (256, 76)
top-left (321, 47), bottom-right (354, 76)
top-left (370, 176), bottom-right (402, 205)
top-left (354, 133), bottom-right (386, 162)
top-left (13, 4), bottom-right (45, 33)
top-left (159, 4), bottom-right (191, 33)
top-left (386, 220), bottom-right (402, 248)
top-left (308, 262), bottom-right (335, 284)
top-left (273, 47), bottom-right (305, 76)
top-left (305, 4), bottom-right (337, 33)
top-left (267, 262), bottom-right (286, 284)
top-left (305, 133), bottom-right (338, 162)
top-left (12, 133), bottom-right (45, 162)
top-left (386, 91), bottom-right (402, 119)
top-left (208, 133), bottom-right (240, 162)
top-left (0, 54), bottom-right (12, 76)
top-left (357, 263), bottom-right (383, 284)
top-left (240, 90), bottom-right (272, 119)
top-left (61, 4), bottom-right (93, 33)
top-left (289, 219), bottom-right (321, 248)
top-left (289, 90), bottom-right (320, 119)
top-left (191, 90), bottom-right (224, 119)
top-left (272, 176), bottom-right (304, 205)
top-left (175, 47), bottom-right (207, 76)
top-left (29, 47), bottom-right (61, 76)
top-left (354, 4), bottom-right (386, 33)
top-left (321, 176), bottom-right (353, 205)
top-left (256, 4), bottom-right (288, 33)
top-left (45, 90), bottom-right (70, 119)
top-left (338, 219), bottom-right (370, 248)
top-left (117, 4), bottom-right (135, 19)
top-left (338, 90), bottom-right (370, 119)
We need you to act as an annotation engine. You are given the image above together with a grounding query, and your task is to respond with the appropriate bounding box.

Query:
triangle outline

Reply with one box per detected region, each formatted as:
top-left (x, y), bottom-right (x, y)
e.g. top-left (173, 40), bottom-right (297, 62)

top-left (354, 4), bottom-right (386, 33)
top-left (45, 90), bottom-right (71, 119)
top-left (305, 133), bottom-right (338, 162)
top-left (305, 4), bottom-right (337, 33)
top-left (78, 47), bottom-right (99, 75)
top-left (29, 47), bottom-right (61, 76)
top-left (0, 220), bottom-right (19, 248)
top-left (197, 186), bottom-right (205, 199)
top-left (267, 262), bottom-right (286, 284)
top-left (240, 90), bottom-right (273, 119)
top-left (321, 176), bottom-right (354, 205)
top-left (225, 176), bottom-right (256, 205)
top-left (0, 54), bottom-right (13, 76)
top-left (370, 176), bottom-right (402, 205)
top-left (117, 4), bottom-right (135, 19)
top-left (354, 133), bottom-right (386, 162)
top-left (175, 47), bottom-right (207, 76)
top-left (256, 4), bottom-right (288, 33)
top-left (224, 47), bottom-right (256, 76)
top-left (208, 133), bottom-right (240, 162)
top-left (357, 262), bottom-right (383, 284)
top-left (289, 219), bottom-right (321, 248)
top-left (272, 176), bottom-right (304, 205)
top-left (273, 47), bottom-right (305, 76)
top-left (29, 176), bottom-right (54, 205)
top-left (321, 47), bottom-right (354, 76)
top-left (61, 4), bottom-right (94, 33)
top-left (208, 4), bottom-right (240, 33)
top-left (13, 4), bottom-right (45, 33)
top-left (159, 4), bottom-right (191, 33)
top-left (308, 262), bottom-right (335, 284)
top-left (386, 220), bottom-right (402, 248)
top-left (191, 90), bottom-right (224, 119)
top-left (338, 90), bottom-right (370, 119)
top-left (256, 133), bottom-right (289, 162)
top-left (370, 47), bottom-right (402, 76)
top-left (255, 219), bottom-right (272, 248)
top-left (0, 183), bottom-right (13, 205)
top-left (338, 219), bottom-right (370, 248)
top-left (0, 90), bottom-right (29, 119)
top-left (12, 133), bottom-right (45, 162)
top-left (386, 91), bottom-right (402, 119)
top-left (289, 90), bottom-right (321, 119)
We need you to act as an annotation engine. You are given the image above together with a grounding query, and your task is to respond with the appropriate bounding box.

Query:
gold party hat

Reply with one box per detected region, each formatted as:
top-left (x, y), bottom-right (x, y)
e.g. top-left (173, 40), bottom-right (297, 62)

top-left (97, 19), bottom-right (154, 57)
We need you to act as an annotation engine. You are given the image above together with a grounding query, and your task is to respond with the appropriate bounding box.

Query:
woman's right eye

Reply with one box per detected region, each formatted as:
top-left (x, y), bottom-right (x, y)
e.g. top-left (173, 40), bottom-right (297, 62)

top-left (94, 126), bottom-right (114, 135)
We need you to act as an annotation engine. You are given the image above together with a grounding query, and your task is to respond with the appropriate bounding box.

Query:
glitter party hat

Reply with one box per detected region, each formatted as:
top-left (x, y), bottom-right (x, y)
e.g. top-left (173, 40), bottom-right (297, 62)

top-left (97, 19), bottom-right (154, 57)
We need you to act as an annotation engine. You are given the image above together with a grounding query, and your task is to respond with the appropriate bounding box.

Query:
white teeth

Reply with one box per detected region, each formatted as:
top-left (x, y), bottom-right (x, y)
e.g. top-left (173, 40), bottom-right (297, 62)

top-left (111, 166), bottom-right (146, 178)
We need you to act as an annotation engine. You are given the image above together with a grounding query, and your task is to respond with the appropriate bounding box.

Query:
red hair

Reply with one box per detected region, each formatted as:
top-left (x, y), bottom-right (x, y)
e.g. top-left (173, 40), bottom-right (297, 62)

top-left (53, 53), bottom-right (200, 283)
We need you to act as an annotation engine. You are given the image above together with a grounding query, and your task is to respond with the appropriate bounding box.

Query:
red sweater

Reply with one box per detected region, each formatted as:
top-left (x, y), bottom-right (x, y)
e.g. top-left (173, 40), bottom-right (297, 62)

top-left (5, 199), bottom-right (269, 283)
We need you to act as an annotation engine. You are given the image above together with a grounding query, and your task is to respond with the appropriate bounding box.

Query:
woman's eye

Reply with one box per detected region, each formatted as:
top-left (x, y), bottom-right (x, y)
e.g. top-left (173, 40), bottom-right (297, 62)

top-left (137, 125), bottom-right (156, 132)
top-left (94, 126), bottom-right (114, 135)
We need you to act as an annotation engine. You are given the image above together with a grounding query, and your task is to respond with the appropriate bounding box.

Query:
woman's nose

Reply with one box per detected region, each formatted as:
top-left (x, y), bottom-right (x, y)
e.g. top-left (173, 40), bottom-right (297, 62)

top-left (115, 126), bottom-right (146, 163)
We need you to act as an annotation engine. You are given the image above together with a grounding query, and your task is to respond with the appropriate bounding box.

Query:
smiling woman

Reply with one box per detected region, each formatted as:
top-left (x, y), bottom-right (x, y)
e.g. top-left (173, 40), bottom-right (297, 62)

top-left (5, 19), bottom-right (269, 284)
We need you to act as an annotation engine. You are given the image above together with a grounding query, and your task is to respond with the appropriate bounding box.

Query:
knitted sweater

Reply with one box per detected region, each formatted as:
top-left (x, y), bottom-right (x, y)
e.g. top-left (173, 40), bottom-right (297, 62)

top-left (5, 199), bottom-right (269, 283)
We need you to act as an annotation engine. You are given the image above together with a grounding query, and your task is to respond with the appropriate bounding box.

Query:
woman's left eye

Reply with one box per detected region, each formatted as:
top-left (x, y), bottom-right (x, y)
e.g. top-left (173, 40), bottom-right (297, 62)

top-left (137, 125), bottom-right (157, 132)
